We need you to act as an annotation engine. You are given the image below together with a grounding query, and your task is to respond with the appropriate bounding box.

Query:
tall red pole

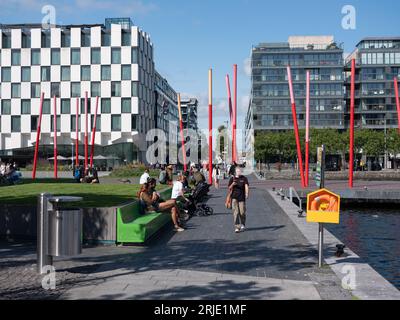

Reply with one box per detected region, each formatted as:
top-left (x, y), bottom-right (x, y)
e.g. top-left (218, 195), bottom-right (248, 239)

top-left (349, 59), bottom-right (356, 188)
top-left (90, 96), bottom-right (99, 168)
top-left (75, 97), bottom-right (79, 166)
top-left (226, 75), bottom-right (233, 162)
top-left (394, 77), bottom-right (400, 134)
top-left (208, 69), bottom-right (213, 185)
top-left (84, 92), bottom-right (88, 170)
top-left (32, 92), bottom-right (45, 180)
top-left (305, 70), bottom-right (310, 187)
top-left (53, 96), bottom-right (58, 179)
top-left (287, 65), bottom-right (305, 188)
top-left (177, 94), bottom-right (187, 172)
top-left (233, 64), bottom-right (238, 163)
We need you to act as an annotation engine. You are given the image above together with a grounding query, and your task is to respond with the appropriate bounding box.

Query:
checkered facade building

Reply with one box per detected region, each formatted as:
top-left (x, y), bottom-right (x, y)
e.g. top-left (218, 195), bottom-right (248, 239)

top-left (0, 19), bottom-right (156, 163)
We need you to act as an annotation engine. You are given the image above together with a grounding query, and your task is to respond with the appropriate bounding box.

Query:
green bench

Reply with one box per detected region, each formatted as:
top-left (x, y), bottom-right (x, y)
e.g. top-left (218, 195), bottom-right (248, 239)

top-left (116, 188), bottom-right (172, 244)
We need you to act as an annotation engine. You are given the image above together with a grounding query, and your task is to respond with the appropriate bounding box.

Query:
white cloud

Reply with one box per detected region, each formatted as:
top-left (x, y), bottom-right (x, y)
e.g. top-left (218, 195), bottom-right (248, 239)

top-left (243, 57), bottom-right (251, 77)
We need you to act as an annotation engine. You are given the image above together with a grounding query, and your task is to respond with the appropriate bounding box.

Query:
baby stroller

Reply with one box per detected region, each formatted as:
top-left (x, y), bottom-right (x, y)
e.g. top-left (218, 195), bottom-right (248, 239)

top-left (181, 183), bottom-right (213, 217)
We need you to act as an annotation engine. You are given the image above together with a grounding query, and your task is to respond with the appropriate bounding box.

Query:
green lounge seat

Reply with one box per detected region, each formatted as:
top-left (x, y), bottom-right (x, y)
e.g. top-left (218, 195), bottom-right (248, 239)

top-left (117, 188), bottom-right (172, 244)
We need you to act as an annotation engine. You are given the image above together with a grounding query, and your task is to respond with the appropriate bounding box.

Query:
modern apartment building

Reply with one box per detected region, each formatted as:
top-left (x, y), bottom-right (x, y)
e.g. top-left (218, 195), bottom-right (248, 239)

top-left (250, 36), bottom-right (345, 132)
top-left (344, 37), bottom-right (400, 129)
top-left (180, 98), bottom-right (198, 132)
top-left (0, 18), bottom-right (156, 165)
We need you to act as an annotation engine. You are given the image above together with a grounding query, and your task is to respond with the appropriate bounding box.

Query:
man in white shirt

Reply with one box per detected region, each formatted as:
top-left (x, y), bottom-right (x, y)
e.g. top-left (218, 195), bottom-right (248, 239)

top-left (171, 173), bottom-right (185, 200)
top-left (139, 168), bottom-right (150, 185)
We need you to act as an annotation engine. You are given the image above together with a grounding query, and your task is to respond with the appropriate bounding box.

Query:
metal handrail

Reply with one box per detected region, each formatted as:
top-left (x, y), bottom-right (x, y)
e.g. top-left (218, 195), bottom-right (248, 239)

top-left (284, 187), bottom-right (303, 211)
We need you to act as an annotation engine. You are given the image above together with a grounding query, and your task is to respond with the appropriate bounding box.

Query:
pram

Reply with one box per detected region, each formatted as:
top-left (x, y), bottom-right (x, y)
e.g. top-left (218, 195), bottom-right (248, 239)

top-left (181, 182), bottom-right (213, 217)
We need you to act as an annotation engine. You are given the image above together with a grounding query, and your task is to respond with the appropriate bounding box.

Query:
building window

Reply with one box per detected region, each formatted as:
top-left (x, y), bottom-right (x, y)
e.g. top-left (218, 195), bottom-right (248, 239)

top-left (81, 66), bottom-right (91, 81)
top-left (1, 100), bottom-right (11, 115)
top-left (11, 49), bottom-right (21, 65)
top-left (121, 31), bottom-right (131, 46)
top-left (80, 98), bottom-right (91, 114)
top-left (2, 67), bottom-right (11, 82)
top-left (111, 115), bottom-right (121, 131)
top-left (101, 32), bottom-right (110, 46)
top-left (101, 65), bottom-right (111, 80)
top-left (11, 116), bottom-right (21, 132)
top-left (71, 83), bottom-right (81, 97)
top-left (61, 99), bottom-right (71, 114)
top-left (21, 100), bottom-right (31, 114)
top-left (22, 32), bottom-right (31, 48)
top-left (42, 99), bottom-right (50, 114)
top-left (21, 67), bottom-right (31, 82)
top-left (31, 49), bottom-right (41, 65)
top-left (121, 65), bottom-right (131, 80)
top-left (41, 66), bottom-right (51, 82)
top-left (111, 81), bottom-right (121, 97)
top-left (61, 32), bottom-right (70, 47)
top-left (31, 115), bottom-right (38, 132)
top-left (51, 49), bottom-right (60, 65)
top-left (101, 98), bottom-right (111, 113)
top-left (11, 84), bottom-right (21, 98)
top-left (61, 66), bottom-right (70, 81)
top-left (91, 48), bottom-right (101, 64)
top-left (71, 115), bottom-right (81, 131)
top-left (50, 115), bottom-right (61, 132)
top-left (132, 81), bottom-right (139, 97)
top-left (51, 83), bottom-right (60, 97)
top-left (132, 47), bottom-right (138, 64)
top-left (2, 33), bottom-right (11, 48)
top-left (131, 114), bottom-right (137, 130)
top-left (71, 48), bottom-right (81, 64)
top-left (111, 48), bottom-right (121, 64)
top-left (41, 31), bottom-right (51, 48)
top-left (31, 83), bottom-right (41, 98)
top-left (91, 115), bottom-right (101, 130)
top-left (81, 31), bottom-right (91, 47)
top-left (121, 98), bottom-right (131, 113)
top-left (91, 82), bottom-right (101, 97)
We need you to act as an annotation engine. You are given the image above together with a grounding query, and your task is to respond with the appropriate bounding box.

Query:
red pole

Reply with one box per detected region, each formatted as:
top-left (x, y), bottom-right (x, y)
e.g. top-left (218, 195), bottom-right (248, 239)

top-left (208, 69), bottom-right (213, 185)
top-left (349, 59), bottom-right (356, 188)
top-left (177, 94), bottom-right (187, 172)
top-left (32, 92), bottom-right (45, 180)
top-left (233, 64), bottom-right (238, 163)
top-left (53, 96), bottom-right (58, 179)
top-left (90, 96), bottom-right (99, 168)
top-left (226, 75), bottom-right (233, 161)
top-left (305, 70), bottom-right (310, 187)
top-left (75, 97), bottom-right (79, 166)
top-left (287, 65), bottom-right (305, 188)
top-left (394, 77), bottom-right (400, 134)
top-left (84, 92), bottom-right (88, 170)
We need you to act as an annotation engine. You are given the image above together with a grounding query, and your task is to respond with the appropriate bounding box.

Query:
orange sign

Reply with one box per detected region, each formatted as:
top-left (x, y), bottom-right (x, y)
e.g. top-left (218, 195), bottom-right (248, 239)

top-left (307, 188), bottom-right (340, 224)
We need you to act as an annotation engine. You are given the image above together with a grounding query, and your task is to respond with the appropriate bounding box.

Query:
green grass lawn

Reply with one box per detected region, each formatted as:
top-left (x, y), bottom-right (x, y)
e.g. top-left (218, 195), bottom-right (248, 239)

top-left (0, 180), bottom-right (141, 208)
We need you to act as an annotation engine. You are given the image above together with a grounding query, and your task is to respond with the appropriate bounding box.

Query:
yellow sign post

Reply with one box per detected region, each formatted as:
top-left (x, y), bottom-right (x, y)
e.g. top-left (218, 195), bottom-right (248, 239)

top-left (306, 188), bottom-right (340, 224)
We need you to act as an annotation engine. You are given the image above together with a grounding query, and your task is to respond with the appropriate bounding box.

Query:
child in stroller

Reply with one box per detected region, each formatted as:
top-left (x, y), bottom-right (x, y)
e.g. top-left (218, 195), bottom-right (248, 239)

top-left (181, 181), bottom-right (213, 217)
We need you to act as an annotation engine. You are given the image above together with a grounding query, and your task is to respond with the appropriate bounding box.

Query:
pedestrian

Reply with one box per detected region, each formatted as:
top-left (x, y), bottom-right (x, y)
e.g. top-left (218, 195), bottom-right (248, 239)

top-left (139, 167), bottom-right (150, 185)
top-left (228, 167), bottom-right (249, 233)
top-left (166, 165), bottom-right (174, 185)
top-left (212, 165), bottom-right (220, 189)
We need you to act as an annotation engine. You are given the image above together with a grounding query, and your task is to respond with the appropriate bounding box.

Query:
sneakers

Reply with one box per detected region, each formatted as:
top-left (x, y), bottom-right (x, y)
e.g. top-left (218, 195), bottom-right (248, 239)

top-left (235, 228), bottom-right (240, 233)
top-left (174, 226), bottom-right (185, 232)
top-left (235, 225), bottom-right (245, 233)
top-left (240, 225), bottom-right (245, 231)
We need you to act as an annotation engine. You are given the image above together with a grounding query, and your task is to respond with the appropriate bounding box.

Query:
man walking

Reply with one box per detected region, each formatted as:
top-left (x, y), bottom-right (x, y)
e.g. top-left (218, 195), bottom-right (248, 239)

top-left (228, 167), bottom-right (249, 233)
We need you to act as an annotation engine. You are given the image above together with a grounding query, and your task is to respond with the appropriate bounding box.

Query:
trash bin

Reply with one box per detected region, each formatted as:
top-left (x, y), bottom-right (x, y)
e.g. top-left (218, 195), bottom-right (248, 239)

top-left (48, 208), bottom-right (82, 257)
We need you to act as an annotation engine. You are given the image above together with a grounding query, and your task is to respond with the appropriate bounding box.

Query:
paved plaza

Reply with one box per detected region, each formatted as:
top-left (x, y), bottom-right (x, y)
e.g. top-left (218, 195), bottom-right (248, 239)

top-left (1, 176), bottom-right (353, 300)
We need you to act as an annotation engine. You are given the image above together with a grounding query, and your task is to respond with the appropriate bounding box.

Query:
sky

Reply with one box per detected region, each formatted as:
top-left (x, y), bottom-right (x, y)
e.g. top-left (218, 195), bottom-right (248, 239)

top-left (1, 0), bottom-right (400, 150)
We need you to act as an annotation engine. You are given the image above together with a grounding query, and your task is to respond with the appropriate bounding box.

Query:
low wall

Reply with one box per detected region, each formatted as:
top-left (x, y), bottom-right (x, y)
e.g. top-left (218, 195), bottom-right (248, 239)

top-left (0, 203), bottom-right (130, 244)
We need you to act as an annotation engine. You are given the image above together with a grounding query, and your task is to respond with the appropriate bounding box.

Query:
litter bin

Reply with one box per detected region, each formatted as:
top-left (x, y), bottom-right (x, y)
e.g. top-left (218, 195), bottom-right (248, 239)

top-left (37, 194), bottom-right (83, 274)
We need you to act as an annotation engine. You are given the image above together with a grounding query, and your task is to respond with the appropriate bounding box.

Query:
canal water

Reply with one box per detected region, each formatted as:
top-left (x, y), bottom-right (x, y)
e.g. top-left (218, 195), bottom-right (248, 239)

top-left (326, 208), bottom-right (400, 290)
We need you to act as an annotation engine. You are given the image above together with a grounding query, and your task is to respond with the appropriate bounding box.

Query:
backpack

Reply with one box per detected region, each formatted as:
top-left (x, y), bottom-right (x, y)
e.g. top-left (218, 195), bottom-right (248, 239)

top-left (74, 168), bottom-right (81, 180)
top-left (159, 170), bottom-right (167, 184)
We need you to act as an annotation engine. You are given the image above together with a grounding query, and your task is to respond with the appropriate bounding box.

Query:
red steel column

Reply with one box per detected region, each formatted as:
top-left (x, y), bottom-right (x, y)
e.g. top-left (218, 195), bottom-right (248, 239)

top-left (32, 92), bottom-right (45, 180)
top-left (226, 75), bottom-right (233, 162)
top-left (233, 64), bottom-right (238, 163)
top-left (75, 97), bottom-right (79, 166)
top-left (90, 96), bottom-right (99, 168)
top-left (177, 94), bottom-right (187, 172)
top-left (208, 69), bottom-right (213, 185)
top-left (53, 96), bottom-right (58, 179)
top-left (305, 70), bottom-right (310, 187)
top-left (84, 92), bottom-right (88, 170)
top-left (394, 77), bottom-right (400, 134)
top-left (287, 65), bottom-right (305, 188)
top-left (349, 59), bottom-right (356, 188)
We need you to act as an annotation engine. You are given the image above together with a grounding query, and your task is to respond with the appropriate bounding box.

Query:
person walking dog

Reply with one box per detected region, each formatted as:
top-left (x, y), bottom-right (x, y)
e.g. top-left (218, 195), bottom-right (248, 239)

top-left (228, 167), bottom-right (249, 233)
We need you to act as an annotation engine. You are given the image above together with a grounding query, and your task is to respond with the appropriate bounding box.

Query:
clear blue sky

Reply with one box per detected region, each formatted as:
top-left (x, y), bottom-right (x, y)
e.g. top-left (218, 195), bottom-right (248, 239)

top-left (1, 0), bottom-right (400, 139)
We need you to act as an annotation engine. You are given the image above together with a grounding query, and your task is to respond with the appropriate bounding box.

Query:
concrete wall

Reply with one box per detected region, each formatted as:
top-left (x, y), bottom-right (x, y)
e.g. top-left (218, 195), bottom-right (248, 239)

top-left (0, 204), bottom-right (124, 244)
